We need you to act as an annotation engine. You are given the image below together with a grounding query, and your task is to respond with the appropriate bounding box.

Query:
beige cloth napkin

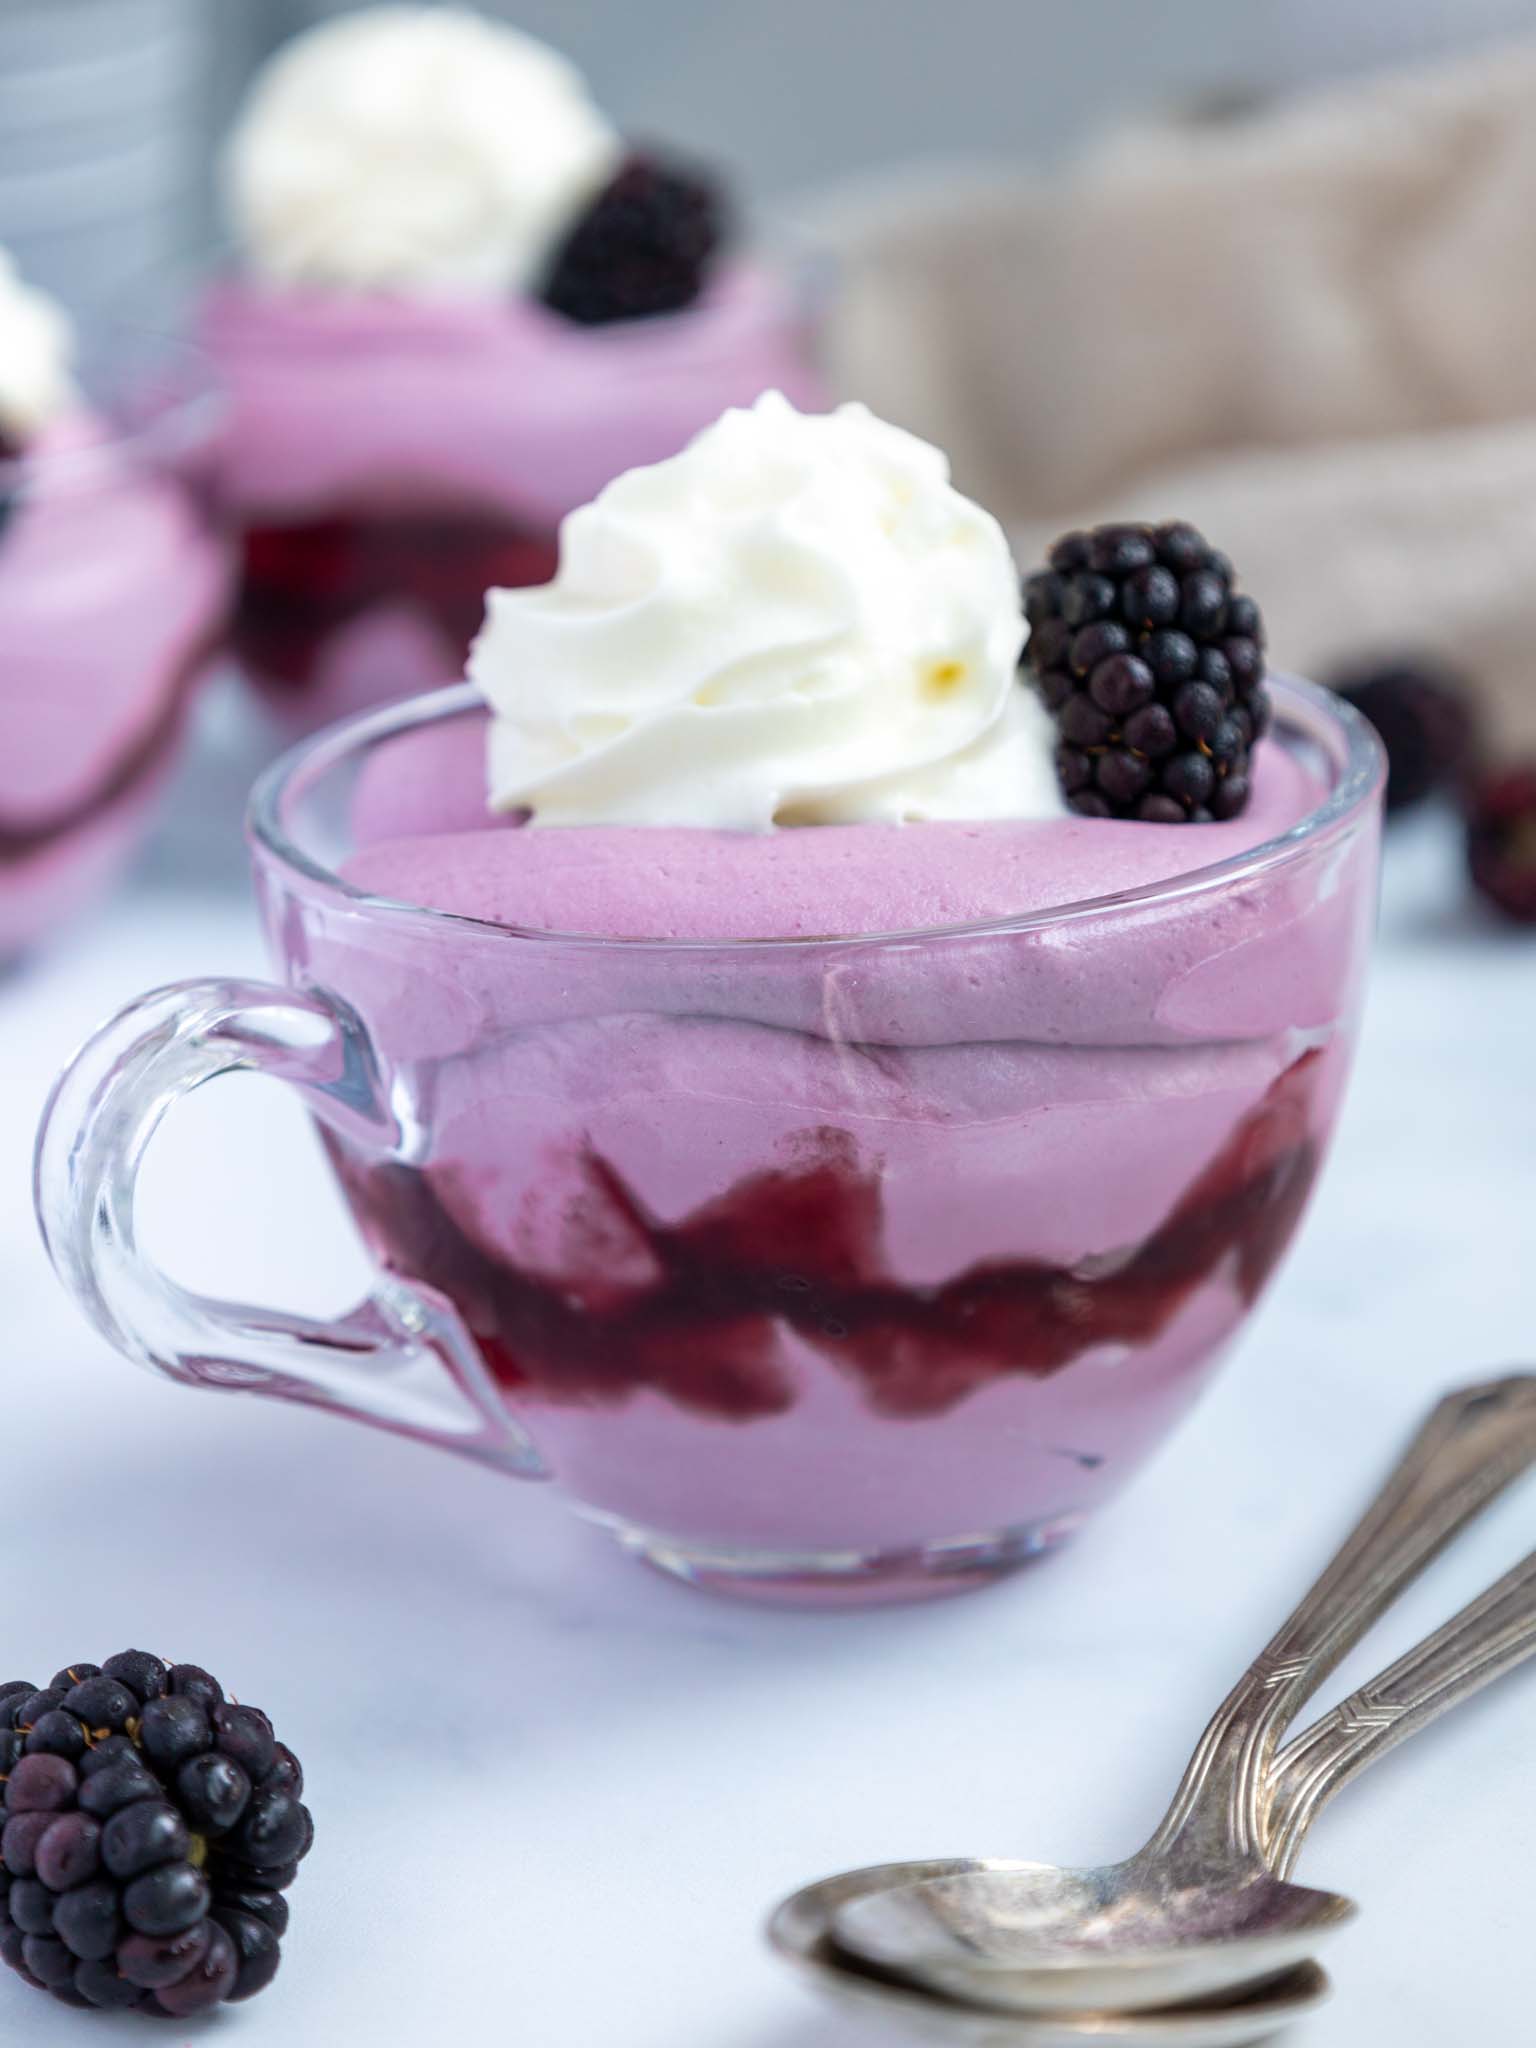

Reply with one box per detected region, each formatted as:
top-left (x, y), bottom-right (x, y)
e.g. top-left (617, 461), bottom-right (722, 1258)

top-left (819, 41), bottom-right (1536, 751)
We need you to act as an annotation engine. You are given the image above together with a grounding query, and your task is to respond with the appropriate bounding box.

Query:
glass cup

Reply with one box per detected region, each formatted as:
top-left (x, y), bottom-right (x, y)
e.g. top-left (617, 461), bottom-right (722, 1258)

top-left (35, 677), bottom-right (1383, 1602)
top-left (0, 319), bottom-right (226, 962)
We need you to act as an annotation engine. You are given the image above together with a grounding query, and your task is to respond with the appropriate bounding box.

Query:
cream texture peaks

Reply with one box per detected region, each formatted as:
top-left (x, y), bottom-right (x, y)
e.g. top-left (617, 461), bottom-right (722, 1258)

top-left (473, 392), bottom-right (1066, 831)
top-left (224, 6), bottom-right (620, 296)
top-left (0, 248), bottom-right (75, 442)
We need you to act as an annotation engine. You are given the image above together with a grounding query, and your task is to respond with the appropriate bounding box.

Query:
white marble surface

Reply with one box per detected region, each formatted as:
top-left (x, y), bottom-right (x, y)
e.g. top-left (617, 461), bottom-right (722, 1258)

top-left (2, 807), bottom-right (1533, 2046)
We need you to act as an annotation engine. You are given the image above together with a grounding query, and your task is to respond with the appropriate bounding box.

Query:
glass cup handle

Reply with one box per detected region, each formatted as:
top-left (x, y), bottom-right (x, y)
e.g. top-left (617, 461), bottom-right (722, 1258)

top-left (33, 978), bottom-right (547, 1478)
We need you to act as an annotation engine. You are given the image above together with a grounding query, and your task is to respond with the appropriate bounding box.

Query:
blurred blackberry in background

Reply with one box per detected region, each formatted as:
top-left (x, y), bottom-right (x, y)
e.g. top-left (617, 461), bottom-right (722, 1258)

top-left (1465, 765), bottom-right (1536, 925)
top-left (1024, 522), bottom-right (1267, 821)
top-left (542, 152), bottom-right (725, 325)
top-left (0, 1653), bottom-right (309, 2015)
top-left (0, 428), bottom-right (23, 544)
top-left (1329, 656), bottom-right (1476, 813)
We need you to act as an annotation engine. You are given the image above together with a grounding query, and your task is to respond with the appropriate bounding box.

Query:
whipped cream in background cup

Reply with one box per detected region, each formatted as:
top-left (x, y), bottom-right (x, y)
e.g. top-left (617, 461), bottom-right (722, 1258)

top-left (201, 6), bottom-right (827, 743)
top-left (34, 400), bottom-right (1384, 1605)
top-left (0, 257), bottom-right (230, 963)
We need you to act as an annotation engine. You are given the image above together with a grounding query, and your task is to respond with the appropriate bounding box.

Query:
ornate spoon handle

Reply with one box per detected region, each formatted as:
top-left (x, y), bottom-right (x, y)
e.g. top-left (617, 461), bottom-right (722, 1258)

top-left (1263, 1547), bottom-right (1536, 1879)
top-left (1147, 1375), bottom-right (1536, 1873)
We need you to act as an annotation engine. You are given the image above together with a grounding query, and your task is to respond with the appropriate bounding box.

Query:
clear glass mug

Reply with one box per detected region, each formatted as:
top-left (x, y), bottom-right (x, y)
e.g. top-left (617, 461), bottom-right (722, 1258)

top-left (35, 678), bottom-right (1384, 1603)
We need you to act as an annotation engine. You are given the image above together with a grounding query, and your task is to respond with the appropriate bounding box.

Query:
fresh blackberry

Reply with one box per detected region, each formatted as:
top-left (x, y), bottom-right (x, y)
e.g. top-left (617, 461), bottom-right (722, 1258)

top-left (1329, 656), bottom-right (1476, 813)
top-left (1465, 764), bottom-right (1536, 925)
top-left (541, 151), bottom-right (725, 325)
top-left (1024, 520), bottom-right (1268, 821)
top-left (0, 1651), bottom-right (309, 2015)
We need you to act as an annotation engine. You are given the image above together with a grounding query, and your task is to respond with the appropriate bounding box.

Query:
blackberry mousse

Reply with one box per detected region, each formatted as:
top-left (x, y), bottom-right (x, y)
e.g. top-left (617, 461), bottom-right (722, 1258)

top-left (205, 4), bottom-right (822, 735)
top-left (256, 395), bottom-right (1383, 1593)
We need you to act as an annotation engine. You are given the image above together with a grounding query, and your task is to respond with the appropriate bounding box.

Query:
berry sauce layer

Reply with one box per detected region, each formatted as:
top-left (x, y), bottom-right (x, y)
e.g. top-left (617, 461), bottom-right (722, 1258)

top-left (329, 1048), bottom-right (1322, 1423)
top-left (231, 509), bottom-right (560, 699)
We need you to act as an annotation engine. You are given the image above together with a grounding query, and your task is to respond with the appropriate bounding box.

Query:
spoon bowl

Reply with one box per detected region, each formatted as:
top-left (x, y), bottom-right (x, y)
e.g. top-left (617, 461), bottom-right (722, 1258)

top-left (831, 1858), bottom-right (1355, 2014)
top-left (769, 1861), bottom-right (1332, 2047)
top-left (835, 1859), bottom-right (1351, 2015)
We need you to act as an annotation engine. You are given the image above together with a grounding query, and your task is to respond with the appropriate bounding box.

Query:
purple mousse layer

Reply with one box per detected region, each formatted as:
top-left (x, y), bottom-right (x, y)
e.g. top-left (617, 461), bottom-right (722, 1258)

top-left (334, 705), bottom-right (1351, 1057)
top-left (202, 261), bottom-right (825, 525)
top-left (345, 709), bottom-right (1322, 939)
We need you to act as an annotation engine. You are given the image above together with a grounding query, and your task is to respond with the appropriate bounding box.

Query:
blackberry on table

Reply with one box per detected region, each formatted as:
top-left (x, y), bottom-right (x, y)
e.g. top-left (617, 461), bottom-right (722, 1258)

top-left (1329, 656), bottom-right (1475, 813)
top-left (0, 1651), bottom-right (309, 2015)
top-left (1465, 764), bottom-right (1536, 925)
top-left (1024, 521), bottom-right (1268, 821)
top-left (541, 151), bottom-right (725, 325)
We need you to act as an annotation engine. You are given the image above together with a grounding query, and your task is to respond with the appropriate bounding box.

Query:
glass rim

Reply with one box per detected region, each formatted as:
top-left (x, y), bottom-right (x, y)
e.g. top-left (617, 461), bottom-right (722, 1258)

top-left (248, 673), bottom-right (1385, 953)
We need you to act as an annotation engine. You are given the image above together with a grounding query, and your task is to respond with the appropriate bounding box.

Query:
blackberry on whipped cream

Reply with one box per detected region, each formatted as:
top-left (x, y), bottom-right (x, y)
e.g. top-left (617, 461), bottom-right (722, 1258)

top-left (1024, 522), bottom-right (1269, 821)
top-left (473, 392), bottom-right (1065, 829)
top-left (542, 152), bottom-right (725, 326)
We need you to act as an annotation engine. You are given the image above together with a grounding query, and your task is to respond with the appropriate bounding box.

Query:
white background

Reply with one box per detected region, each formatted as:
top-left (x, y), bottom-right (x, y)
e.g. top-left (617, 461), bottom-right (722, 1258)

top-left (2, 771), bottom-right (1533, 2045)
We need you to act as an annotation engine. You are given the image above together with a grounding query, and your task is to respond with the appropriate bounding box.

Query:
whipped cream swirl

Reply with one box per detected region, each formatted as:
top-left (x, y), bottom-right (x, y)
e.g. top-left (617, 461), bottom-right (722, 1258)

top-left (224, 6), bottom-right (621, 296)
top-left (474, 392), bottom-right (1064, 830)
top-left (0, 247), bottom-right (75, 443)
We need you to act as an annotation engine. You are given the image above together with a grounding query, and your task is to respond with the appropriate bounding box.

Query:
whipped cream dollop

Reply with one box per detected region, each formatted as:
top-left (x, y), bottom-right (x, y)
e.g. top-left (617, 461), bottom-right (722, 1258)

top-left (0, 247), bottom-right (75, 444)
top-left (224, 6), bottom-right (621, 296)
top-left (474, 392), bottom-right (1065, 830)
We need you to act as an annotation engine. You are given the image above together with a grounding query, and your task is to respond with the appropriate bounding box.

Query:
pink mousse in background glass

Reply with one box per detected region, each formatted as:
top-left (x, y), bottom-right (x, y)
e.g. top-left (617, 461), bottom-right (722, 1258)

top-left (201, 6), bottom-right (824, 738)
top-left (0, 262), bottom-right (228, 963)
top-left (34, 399), bottom-right (1384, 1604)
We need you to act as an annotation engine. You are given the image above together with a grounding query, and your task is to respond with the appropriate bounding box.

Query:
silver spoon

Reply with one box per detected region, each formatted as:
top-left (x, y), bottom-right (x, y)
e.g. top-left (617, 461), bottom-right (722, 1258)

top-left (772, 1861), bottom-right (1330, 2047)
top-left (816, 1375), bottom-right (1536, 2015)
top-left (769, 1518), bottom-right (1536, 2043)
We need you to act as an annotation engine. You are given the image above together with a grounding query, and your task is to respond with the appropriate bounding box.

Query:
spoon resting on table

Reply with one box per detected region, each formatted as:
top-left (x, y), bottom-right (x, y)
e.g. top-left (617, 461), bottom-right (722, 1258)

top-left (771, 1450), bottom-right (1536, 2041)
top-left (808, 1376), bottom-right (1536, 2017)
